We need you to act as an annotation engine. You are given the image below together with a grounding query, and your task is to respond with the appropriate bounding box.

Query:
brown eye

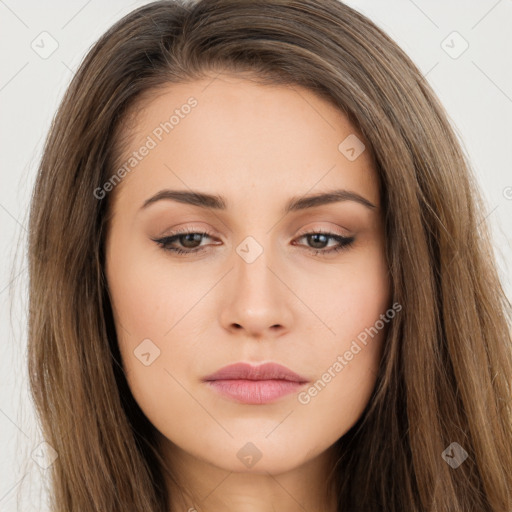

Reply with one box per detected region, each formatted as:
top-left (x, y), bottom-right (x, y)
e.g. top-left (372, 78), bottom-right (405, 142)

top-left (152, 229), bottom-right (215, 255)
top-left (294, 231), bottom-right (355, 255)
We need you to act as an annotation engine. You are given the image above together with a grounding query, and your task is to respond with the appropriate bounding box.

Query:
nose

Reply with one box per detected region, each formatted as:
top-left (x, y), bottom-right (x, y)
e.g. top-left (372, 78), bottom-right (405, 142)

top-left (219, 244), bottom-right (293, 339)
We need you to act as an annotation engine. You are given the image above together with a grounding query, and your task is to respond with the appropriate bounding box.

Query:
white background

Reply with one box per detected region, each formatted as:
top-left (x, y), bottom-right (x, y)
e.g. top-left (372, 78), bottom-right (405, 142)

top-left (1, 0), bottom-right (511, 510)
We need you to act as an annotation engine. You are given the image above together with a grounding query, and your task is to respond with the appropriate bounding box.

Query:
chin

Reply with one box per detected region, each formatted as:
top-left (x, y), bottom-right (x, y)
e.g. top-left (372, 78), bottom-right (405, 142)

top-left (199, 439), bottom-right (318, 475)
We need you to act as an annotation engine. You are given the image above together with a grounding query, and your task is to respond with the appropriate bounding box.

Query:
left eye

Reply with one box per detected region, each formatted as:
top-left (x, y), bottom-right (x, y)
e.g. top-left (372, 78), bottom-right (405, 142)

top-left (295, 231), bottom-right (355, 254)
top-left (152, 229), bottom-right (355, 256)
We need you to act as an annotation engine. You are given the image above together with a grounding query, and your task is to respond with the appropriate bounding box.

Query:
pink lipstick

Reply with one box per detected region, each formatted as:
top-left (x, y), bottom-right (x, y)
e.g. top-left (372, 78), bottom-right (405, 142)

top-left (203, 362), bottom-right (308, 405)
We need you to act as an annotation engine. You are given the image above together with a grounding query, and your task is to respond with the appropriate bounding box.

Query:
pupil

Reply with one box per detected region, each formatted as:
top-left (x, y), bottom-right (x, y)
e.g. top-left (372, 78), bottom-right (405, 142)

top-left (181, 233), bottom-right (202, 248)
top-left (309, 234), bottom-right (327, 249)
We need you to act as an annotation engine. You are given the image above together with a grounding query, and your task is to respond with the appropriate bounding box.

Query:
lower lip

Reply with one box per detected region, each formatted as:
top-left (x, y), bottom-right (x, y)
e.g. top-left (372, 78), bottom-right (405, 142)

top-left (205, 379), bottom-right (306, 404)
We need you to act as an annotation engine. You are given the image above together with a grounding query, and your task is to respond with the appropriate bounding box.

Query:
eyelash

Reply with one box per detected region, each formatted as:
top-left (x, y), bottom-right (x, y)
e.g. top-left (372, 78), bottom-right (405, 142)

top-left (152, 228), bottom-right (355, 257)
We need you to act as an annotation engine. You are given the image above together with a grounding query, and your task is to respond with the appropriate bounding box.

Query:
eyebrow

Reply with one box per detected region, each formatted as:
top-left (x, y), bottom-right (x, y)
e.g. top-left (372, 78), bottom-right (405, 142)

top-left (139, 188), bottom-right (377, 214)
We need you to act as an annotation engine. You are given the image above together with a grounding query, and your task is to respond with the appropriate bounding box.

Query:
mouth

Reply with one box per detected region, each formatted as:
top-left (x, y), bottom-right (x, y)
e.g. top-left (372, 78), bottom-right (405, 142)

top-left (203, 362), bottom-right (309, 405)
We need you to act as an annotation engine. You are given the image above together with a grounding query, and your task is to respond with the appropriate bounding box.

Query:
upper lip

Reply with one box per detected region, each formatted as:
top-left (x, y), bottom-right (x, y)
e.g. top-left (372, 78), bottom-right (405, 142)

top-left (203, 362), bottom-right (308, 383)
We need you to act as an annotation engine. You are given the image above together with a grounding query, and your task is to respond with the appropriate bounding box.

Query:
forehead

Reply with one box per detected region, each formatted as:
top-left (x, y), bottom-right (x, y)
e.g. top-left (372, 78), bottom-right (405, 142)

top-left (109, 73), bottom-right (379, 214)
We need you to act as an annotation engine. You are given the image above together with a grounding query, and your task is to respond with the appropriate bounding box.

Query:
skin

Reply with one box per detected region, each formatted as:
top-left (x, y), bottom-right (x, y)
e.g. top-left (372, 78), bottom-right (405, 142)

top-left (104, 73), bottom-right (391, 512)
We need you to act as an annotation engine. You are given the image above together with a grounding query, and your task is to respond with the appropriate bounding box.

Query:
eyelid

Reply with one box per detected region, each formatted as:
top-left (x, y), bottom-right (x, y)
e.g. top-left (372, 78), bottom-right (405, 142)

top-left (157, 223), bottom-right (351, 242)
top-left (160, 225), bottom-right (216, 237)
top-left (295, 223), bottom-right (351, 238)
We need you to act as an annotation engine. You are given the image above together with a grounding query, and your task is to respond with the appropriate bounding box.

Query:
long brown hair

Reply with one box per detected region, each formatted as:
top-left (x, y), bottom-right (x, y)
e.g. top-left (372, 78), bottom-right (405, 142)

top-left (26, 0), bottom-right (512, 510)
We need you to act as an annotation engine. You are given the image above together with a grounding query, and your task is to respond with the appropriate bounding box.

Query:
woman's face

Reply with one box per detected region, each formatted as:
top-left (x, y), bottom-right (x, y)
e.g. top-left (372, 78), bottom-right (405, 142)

top-left (105, 73), bottom-right (391, 479)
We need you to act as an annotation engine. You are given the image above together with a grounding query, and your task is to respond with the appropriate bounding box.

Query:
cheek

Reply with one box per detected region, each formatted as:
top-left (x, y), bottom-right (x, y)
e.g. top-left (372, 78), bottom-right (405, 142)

top-left (106, 231), bottom-right (203, 342)
top-left (293, 245), bottom-right (390, 427)
top-left (295, 338), bottom-right (384, 449)
top-left (298, 239), bottom-right (390, 350)
top-left (105, 238), bottom-right (193, 394)
top-left (107, 271), bottom-right (199, 432)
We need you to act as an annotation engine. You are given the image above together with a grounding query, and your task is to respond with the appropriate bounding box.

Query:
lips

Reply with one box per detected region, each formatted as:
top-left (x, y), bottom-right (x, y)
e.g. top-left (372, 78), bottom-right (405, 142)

top-left (203, 362), bottom-right (308, 383)
top-left (203, 362), bottom-right (309, 405)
